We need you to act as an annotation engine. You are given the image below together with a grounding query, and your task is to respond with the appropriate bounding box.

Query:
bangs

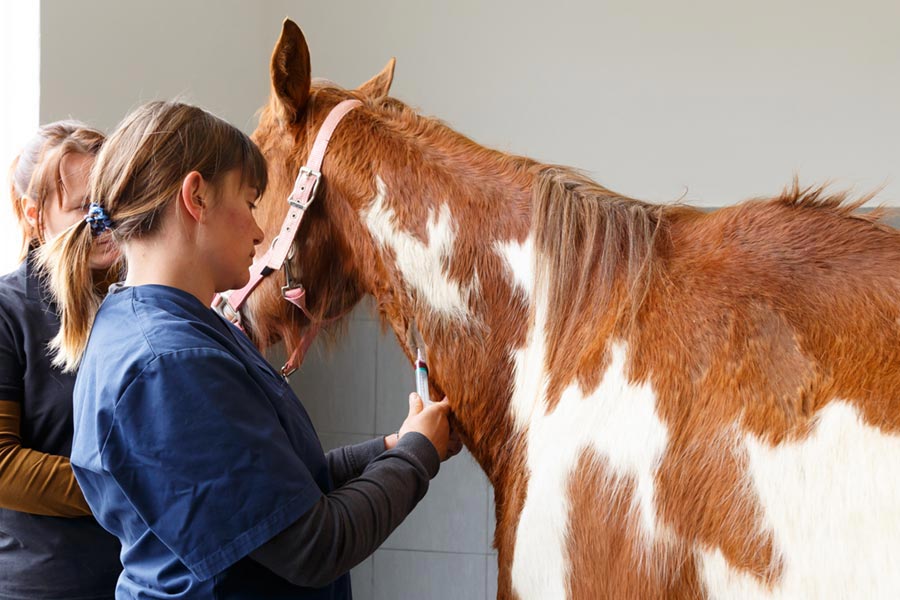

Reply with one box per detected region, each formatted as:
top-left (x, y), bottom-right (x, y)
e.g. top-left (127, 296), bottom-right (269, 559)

top-left (197, 111), bottom-right (269, 199)
top-left (33, 144), bottom-right (89, 210)
top-left (236, 130), bottom-right (268, 198)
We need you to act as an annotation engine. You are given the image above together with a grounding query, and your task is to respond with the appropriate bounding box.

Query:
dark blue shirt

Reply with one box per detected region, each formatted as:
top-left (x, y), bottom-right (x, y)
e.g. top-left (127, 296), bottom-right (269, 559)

top-left (72, 284), bottom-right (351, 599)
top-left (0, 253), bottom-right (121, 600)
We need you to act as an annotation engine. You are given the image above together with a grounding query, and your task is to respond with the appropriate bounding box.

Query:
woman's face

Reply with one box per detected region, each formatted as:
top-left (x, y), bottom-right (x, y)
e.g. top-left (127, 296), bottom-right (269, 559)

top-left (25, 152), bottom-right (119, 270)
top-left (201, 168), bottom-right (265, 293)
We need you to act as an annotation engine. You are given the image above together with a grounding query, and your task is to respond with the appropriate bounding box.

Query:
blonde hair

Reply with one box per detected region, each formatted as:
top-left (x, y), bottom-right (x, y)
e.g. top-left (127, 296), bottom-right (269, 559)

top-left (9, 121), bottom-right (105, 259)
top-left (41, 101), bottom-right (268, 371)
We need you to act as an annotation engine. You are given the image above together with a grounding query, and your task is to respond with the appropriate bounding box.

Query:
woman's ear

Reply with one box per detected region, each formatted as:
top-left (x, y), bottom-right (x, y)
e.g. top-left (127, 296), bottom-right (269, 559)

top-left (20, 196), bottom-right (39, 229)
top-left (179, 171), bottom-right (208, 223)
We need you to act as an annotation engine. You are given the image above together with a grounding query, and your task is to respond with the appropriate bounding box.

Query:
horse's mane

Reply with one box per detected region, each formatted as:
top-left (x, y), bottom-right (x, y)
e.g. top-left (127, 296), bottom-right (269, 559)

top-left (773, 179), bottom-right (893, 227)
top-left (531, 167), bottom-right (671, 377)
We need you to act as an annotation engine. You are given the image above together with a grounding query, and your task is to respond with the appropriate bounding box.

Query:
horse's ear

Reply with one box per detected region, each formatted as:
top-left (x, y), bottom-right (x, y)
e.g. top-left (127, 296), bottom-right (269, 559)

top-left (357, 58), bottom-right (396, 99)
top-left (270, 18), bottom-right (311, 123)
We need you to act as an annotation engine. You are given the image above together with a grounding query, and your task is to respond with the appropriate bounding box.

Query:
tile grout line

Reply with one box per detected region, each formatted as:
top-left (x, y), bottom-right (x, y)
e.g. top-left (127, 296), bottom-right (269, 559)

top-left (372, 323), bottom-right (379, 437)
top-left (370, 319), bottom-right (379, 597)
top-left (485, 553), bottom-right (489, 600)
top-left (377, 548), bottom-right (496, 557)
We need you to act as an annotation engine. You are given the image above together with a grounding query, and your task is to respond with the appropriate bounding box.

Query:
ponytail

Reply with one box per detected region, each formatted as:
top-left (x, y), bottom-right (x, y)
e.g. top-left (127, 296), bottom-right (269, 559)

top-left (39, 219), bottom-right (103, 371)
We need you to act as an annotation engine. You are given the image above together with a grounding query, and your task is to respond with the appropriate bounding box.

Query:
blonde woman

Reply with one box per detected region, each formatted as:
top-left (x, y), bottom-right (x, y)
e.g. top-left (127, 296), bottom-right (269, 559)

top-left (43, 101), bottom-right (453, 599)
top-left (1, 121), bottom-right (120, 599)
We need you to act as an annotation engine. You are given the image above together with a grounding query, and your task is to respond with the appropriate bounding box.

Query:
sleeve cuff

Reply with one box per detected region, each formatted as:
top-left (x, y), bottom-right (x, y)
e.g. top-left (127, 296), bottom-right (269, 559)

top-left (395, 432), bottom-right (440, 479)
top-left (346, 437), bottom-right (388, 472)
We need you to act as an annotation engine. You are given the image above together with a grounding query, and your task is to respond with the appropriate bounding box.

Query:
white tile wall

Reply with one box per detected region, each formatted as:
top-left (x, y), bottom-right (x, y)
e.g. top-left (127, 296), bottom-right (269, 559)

top-left (373, 549), bottom-right (487, 600)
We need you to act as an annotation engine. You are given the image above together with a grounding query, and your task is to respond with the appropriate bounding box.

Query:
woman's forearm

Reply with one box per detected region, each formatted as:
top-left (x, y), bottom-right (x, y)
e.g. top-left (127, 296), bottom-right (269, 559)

top-left (0, 400), bottom-right (91, 517)
top-left (250, 432), bottom-right (439, 587)
top-left (325, 436), bottom-right (389, 487)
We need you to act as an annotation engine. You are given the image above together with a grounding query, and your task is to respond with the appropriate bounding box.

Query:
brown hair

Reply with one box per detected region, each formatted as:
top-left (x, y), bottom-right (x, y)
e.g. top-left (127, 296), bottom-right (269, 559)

top-left (9, 121), bottom-right (105, 259)
top-left (41, 101), bottom-right (268, 371)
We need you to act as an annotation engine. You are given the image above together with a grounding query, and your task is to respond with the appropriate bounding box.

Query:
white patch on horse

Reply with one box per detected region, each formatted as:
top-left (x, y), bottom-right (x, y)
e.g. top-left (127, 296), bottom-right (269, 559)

top-left (495, 236), bottom-right (534, 299)
top-left (700, 401), bottom-right (900, 599)
top-left (511, 342), bottom-right (669, 599)
top-left (361, 176), bottom-right (473, 320)
top-left (504, 235), bottom-right (547, 431)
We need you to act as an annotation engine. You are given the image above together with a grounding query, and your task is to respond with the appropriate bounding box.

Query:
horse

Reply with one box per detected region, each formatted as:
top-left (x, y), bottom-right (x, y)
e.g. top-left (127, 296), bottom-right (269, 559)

top-left (242, 19), bottom-right (900, 599)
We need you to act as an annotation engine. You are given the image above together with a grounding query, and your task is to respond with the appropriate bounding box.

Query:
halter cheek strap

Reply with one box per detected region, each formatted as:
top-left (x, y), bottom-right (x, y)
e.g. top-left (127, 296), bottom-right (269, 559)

top-left (212, 98), bottom-right (363, 377)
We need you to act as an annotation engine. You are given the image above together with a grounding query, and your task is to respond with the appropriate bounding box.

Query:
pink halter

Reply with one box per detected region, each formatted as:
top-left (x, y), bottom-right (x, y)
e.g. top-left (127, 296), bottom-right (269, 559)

top-left (212, 98), bottom-right (362, 377)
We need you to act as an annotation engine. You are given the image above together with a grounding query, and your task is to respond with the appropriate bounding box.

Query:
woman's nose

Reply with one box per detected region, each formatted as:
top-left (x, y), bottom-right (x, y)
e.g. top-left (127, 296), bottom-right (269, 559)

top-left (252, 219), bottom-right (265, 246)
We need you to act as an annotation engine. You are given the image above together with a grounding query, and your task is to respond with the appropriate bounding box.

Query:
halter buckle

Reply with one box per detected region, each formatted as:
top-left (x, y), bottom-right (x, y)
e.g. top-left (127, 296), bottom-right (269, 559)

top-left (288, 166), bottom-right (321, 209)
top-left (211, 292), bottom-right (242, 326)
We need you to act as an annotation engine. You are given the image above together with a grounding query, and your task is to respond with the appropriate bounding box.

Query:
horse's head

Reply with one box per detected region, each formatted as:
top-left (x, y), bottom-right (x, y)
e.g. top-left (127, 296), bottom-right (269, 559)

top-left (247, 19), bottom-right (398, 353)
top-left (248, 21), bottom-right (536, 455)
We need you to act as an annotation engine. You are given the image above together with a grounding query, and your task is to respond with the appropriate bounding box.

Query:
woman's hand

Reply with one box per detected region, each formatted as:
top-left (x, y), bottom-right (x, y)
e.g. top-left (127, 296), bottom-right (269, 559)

top-left (385, 393), bottom-right (454, 460)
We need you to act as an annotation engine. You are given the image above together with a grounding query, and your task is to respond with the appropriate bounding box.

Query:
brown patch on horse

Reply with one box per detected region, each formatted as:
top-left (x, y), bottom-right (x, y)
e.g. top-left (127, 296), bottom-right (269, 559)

top-left (565, 448), bottom-right (703, 599)
top-left (655, 428), bottom-right (781, 583)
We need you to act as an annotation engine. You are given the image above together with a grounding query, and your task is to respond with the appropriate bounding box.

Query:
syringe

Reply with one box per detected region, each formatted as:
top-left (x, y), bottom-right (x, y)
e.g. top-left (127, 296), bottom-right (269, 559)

top-left (414, 348), bottom-right (432, 405)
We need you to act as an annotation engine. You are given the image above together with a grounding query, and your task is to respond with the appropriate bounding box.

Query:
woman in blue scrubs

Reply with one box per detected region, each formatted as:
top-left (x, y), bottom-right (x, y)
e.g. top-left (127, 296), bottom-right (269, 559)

top-left (41, 100), bottom-right (454, 599)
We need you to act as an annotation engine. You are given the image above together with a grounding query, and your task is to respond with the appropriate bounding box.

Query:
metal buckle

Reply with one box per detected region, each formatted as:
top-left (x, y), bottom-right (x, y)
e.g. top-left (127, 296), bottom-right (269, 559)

top-left (288, 166), bottom-right (321, 208)
top-left (280, 245), bottom-right (301, 298)
top-left (211, 292), bottom-right (241, 326)
top-left (281, 283), bottom-right (303, 300)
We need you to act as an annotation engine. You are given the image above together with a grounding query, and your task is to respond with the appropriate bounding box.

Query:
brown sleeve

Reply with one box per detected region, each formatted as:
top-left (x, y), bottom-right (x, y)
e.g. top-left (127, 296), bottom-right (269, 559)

top-left (0, 400), bottom-right (92, 517)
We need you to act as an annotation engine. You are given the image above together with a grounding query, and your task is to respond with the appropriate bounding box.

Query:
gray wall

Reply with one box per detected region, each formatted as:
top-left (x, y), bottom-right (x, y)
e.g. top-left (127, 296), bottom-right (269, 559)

top-left (38, 1), bottom-right (900, 599)
top-left (41, 0), bottom-right (274, 133)
top-left (278, 0), bottom-right (900, 207)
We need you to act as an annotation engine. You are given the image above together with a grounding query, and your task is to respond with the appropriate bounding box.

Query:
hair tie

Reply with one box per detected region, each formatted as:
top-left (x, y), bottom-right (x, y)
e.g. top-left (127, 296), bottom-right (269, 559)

top-left (84, 202), bottom-right (113, 236)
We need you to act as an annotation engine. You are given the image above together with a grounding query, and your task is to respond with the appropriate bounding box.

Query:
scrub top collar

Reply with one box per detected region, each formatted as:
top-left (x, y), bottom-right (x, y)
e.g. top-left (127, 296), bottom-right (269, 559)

top-left (107, 283), bottom-right (235, 337)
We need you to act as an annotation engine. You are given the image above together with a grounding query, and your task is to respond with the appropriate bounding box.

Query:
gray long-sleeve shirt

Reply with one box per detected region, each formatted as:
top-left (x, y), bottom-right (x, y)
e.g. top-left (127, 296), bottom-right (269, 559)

top-left (249, 432), bottom-right (439, 588)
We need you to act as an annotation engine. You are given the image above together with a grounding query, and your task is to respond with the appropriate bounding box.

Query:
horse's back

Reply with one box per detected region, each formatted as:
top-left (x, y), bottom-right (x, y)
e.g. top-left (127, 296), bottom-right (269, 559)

top-left (510, 194), bottom-right (900, 599)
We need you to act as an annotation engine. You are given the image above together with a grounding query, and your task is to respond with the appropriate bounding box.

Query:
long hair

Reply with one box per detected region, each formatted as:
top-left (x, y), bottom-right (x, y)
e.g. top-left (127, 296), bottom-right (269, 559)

top-left (40, 101), bottom-right (268, 371)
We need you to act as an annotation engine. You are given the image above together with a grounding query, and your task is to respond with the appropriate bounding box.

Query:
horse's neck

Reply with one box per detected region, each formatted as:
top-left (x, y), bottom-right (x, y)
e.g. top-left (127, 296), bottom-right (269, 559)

top-left (359, 158), bottom-right (536, 480)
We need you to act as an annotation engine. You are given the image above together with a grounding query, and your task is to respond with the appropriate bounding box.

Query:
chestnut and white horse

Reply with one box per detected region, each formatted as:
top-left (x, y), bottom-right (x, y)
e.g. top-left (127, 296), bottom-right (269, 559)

top-left (245, 19), bottom-right (900, 599)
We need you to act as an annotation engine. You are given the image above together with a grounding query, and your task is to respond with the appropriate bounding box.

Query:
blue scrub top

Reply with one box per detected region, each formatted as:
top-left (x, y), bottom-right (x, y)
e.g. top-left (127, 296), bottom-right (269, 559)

top-left (71, 284), bottom-right (351, 599)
